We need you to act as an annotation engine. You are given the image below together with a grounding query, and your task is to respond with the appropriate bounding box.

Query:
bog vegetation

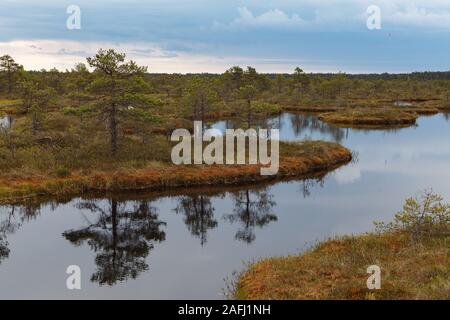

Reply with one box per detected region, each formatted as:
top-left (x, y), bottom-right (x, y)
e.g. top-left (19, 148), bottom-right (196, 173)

top-left (235, 190), bottom-right (450, 300)
top-left (318, 107), bottom-right (419, 128)
top-left (0, 50), bottom-right (448, 198)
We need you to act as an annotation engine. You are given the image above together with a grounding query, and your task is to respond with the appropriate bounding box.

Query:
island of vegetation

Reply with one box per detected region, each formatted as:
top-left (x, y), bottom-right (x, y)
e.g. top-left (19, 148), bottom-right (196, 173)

top-left (0, 139), bottom-right (351, 204)
top-left (234, 190), bottom-right (450, 300)
top-left (0, 50), bottom-right (355, 203)
top-left (318, 108), bottom-right (419, 128)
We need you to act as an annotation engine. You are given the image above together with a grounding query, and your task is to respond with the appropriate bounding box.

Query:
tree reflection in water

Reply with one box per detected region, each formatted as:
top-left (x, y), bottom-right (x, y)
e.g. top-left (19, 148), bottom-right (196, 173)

top-left (63, 199), bottom-right (166, 286)
top-left (0, 173), bottom-right (324, 280)
top-left (174, 195), bottom-right (218, 246)
top-left (223, 117), bottom-right (279, 132)
top-left (224, 188), bottom-right (277, 244)
top-left (289, 113), bottom-right (345, 142)
top-left (299, 178), bottom-right (325, 198)
top-left (0, 229), bottom-right (9, 264)
top-left (0, 203), bottom-right (41, 264)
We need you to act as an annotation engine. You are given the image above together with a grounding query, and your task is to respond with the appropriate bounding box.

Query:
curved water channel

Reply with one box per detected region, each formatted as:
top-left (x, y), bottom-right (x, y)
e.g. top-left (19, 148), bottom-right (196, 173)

top-left (0, 112), bottom-right (450, 299)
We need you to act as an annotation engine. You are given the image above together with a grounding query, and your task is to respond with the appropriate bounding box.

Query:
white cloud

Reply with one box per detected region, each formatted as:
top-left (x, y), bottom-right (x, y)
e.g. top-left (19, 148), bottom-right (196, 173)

top-left (218, 6), bottom-right (308, 29)
top-left (389, 5), bottom-right (450, 29)
top-left (334, 165), bottom-right (361, 185)
top-left (214, 2), bottom-right (450, 31)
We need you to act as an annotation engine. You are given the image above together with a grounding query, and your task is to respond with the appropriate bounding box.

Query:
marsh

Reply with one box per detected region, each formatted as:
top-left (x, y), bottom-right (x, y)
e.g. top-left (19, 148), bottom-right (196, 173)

top-left (1, 112), bottom-right (449, 299)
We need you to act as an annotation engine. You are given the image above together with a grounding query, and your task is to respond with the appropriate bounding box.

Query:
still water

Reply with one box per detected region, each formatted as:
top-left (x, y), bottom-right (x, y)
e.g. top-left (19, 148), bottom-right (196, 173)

top-left (1, 112), bottom-right (449, 299)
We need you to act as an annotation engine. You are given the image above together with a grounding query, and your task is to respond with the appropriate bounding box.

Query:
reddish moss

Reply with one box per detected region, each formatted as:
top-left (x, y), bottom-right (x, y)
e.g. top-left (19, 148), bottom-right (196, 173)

top-left (0, 141), bottom-right (351, 203)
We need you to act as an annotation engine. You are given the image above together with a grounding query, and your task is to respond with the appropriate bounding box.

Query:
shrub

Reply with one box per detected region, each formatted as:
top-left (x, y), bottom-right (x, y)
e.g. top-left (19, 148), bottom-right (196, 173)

top-left (375, 190), bottom-right (450, 241)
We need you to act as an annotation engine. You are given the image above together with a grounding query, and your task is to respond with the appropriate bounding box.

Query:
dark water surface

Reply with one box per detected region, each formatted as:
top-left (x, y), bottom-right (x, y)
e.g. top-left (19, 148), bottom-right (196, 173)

top-left (1, 112), bottom-right (450, 299)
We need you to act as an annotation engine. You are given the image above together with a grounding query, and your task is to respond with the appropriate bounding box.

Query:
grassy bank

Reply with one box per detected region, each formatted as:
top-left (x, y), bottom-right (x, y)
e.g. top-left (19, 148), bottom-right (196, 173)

top-left (318, 108), bottom-right (418, 128)
top-left (236, 233), bottom-right (448, 300)
top-left (0, 140), bottom-right (351, 203)
top-left (235, 191), bottom-right (450, 300)
top-left (438, 105), bottom-right (450, 113)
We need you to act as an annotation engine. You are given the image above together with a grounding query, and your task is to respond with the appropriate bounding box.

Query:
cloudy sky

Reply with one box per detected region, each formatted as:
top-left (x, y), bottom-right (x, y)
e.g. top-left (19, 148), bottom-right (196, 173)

top-left (0, 0), bottom-right (449, 73)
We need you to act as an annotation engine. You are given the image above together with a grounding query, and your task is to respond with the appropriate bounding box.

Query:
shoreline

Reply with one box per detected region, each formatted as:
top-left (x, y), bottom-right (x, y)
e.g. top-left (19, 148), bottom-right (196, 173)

top-left (0, 141), bottom-right (352, 204)
top-left (235, 231), bottom-right (449, 300)
top-left (1, 168), bottom-right (334, 206)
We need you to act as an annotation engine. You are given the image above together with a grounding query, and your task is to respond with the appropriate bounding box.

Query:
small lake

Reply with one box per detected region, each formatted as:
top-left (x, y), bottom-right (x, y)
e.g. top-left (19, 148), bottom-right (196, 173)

top-left (1, 112), bottom-right (450, 299)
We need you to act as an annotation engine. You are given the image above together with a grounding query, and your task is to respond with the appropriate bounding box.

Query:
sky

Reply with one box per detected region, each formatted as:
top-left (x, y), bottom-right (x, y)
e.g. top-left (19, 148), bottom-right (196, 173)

top-left (0, 0), bottom-right (449, 73)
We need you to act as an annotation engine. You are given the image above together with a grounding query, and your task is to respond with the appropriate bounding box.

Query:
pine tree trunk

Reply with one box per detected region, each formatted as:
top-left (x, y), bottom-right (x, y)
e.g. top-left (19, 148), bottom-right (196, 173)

top-left (247, 99), bottom-right (252, 128)
top-left (32, 112), bottom-right (38, 133)
top-left (110, 104), bottom-right (118, 155)
top-left (7, 70), bottom-right (12, 96)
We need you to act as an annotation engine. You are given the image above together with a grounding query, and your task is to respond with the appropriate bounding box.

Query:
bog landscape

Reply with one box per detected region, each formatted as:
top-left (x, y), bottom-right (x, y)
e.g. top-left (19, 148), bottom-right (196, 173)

top-left (0, 1), bottom-right (449, 301)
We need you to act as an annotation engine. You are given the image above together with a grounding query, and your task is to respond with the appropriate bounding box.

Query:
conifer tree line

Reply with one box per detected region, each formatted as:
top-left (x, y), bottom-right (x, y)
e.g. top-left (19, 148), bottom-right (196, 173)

top-left (0, 50), bottom-right (449, 156)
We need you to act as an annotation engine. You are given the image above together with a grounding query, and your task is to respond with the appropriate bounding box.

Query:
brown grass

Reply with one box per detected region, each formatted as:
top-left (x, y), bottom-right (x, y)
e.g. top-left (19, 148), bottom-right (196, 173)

top-left (0, 99), bottom-right (23, 114)
top-left (319, 108), bottom-right (418, 128)
top-left (0, 141), bottom-right (351, 203)
top-left (235, 232), bottom-right (450, 300)
top-left (398, 107), bottom-right (440, 115)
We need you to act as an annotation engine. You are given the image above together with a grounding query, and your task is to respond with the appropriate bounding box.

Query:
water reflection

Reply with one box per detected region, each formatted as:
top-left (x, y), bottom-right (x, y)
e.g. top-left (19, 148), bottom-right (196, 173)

top-left (63, 199), bottom-right (166, 286)
top-left (0, 116), bottom-right (13, 129)
top-left (174, 187), bottom-right (280, 245)
top-left (211, 113), bottom-right (350, 142)
top-left (0, 229), bottom-right (9, 264)
top-left (174, 195), bottom-right (218, 246)
top-left (289, 113), bottom-right (346, 142)
top-left (0, 203), bottom-right (41, 264)
top-left (219, 116), bottom-right (281, 133)
top-left (0, 180), bottom-right (302, 282)
top-left (224, 188), bottom-right (277, 244)
top-left (333, 164), bottom-right (361, 185)
top-left (299, 178), bottom-right (325, 198)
